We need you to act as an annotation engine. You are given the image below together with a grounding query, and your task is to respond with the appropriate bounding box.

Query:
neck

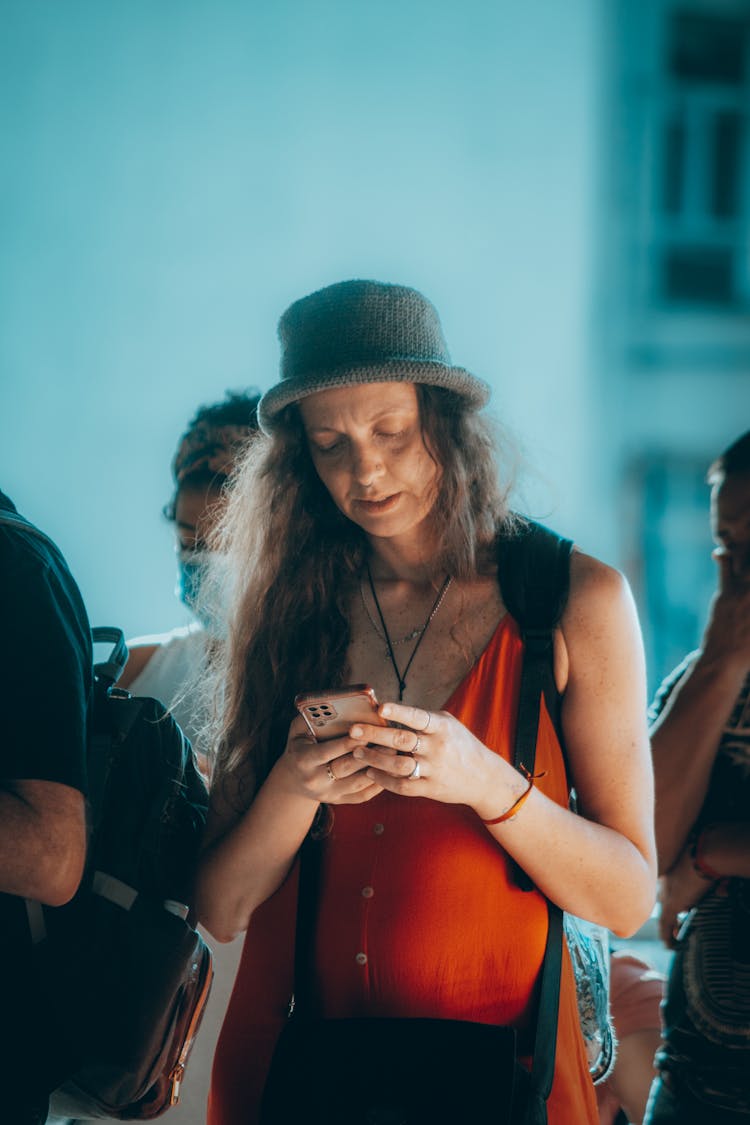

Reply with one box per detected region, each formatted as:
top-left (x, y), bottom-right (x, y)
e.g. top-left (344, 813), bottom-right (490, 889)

top-left (365, 529), bottom-right (444, 584)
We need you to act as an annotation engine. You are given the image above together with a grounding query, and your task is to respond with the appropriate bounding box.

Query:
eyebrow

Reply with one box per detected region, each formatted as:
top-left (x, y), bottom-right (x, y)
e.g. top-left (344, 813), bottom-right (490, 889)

top-left (305, 409), bottom-right (412, 434)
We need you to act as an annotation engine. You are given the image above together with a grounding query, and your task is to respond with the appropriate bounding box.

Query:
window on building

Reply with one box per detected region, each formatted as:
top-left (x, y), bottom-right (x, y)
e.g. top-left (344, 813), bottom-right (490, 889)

top-left (653, 6), bottom-right (749, 309)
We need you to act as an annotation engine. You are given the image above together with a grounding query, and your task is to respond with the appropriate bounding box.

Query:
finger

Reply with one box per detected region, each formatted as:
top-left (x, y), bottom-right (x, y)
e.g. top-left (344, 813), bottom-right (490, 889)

top-left (324, 753), bottom-right (371, 782)
top-left (297, 733), bottom-right (369, 767)
top-left (658, 910), bottom-right (674, 946)
top-left (366, 757), bottom-right (424, 789)
top-left (331, 783), bottom-right (384, 805)
top-left (354, 746), bottom-right (418, 778)
top-left (352, 745), bottom-right (400, 766)
top-left (380, 702), bottom-right (441, 732)
top-left (713, 548), bottom-right (733, 593)
top-left (351, 722), bottom-right (421, 753)
top-left (328, 769), bottom-right (383, 797)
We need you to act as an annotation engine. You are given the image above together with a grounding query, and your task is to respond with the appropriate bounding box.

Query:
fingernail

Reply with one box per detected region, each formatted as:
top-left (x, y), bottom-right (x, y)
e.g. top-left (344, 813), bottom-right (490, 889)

top-left (353, 747), bottom-right (364, 759)
top-left (351, 726), bottom-right (363, 738)
top-left (381, 705), bottom-right (391, 717)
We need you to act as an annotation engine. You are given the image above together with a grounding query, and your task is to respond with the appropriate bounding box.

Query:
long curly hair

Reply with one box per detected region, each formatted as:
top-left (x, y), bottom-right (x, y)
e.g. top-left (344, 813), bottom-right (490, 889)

top-left (207, 385), bottom-right (516, 805)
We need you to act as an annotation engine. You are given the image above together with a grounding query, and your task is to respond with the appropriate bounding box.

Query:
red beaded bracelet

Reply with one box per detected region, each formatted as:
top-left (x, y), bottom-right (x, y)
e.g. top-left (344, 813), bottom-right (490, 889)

top-left (481, 766), bottom-right (547, 826)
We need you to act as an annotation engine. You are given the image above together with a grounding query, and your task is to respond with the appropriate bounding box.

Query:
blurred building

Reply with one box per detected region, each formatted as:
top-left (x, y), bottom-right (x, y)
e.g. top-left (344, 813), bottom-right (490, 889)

top-left (599, 0), bottom-right (750, 691)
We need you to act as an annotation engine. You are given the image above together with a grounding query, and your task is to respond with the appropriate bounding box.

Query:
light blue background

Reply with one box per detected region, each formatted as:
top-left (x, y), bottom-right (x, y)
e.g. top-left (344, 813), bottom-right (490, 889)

top-left (0, 0), bottom-right (744, 671)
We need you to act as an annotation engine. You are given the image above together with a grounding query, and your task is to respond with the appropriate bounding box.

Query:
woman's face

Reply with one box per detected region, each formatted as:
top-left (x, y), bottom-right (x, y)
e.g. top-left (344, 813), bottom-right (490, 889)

top-left (299, 382), bottom-right (441, 542)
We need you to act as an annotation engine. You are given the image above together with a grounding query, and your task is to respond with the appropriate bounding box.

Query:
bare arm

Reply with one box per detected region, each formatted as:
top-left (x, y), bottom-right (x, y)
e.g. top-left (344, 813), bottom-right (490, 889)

top-left (118, 643), bottom-right (159, 690)
top-left (651, 551), bottom-right (750, 872)
top-left (0, 779), bottom-right (86, 905)
top-left (607, 1029), bottom-right (662, 1125)
top-left (697, 821), bottom-right (750, 878)
top-left (195, 718), bottom-right (384, 942)
top-left (354, 554), bottom-right (657, 936)
top-left (480, 554), bottom-right (656, 934)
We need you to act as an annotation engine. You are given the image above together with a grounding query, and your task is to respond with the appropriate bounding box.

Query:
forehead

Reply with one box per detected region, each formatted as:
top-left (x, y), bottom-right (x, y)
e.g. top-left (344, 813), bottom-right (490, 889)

top-left (298, 382), bottom-right (419, 429)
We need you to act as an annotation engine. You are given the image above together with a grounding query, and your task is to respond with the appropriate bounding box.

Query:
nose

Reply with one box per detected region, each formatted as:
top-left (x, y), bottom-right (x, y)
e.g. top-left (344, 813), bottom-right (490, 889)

top-left (351, 442), bottom-right (383, 487)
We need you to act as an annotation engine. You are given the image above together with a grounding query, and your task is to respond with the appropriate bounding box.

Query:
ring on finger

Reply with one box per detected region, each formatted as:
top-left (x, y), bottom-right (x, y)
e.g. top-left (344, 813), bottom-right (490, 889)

top-left (413, 734), bottom-right (422, 754)
top-left (406, 757), bottom-right (421, 780)
top-left (326, 762), bottom-right (337, 783)
top-left (420, 711), bottom-right (432, 732)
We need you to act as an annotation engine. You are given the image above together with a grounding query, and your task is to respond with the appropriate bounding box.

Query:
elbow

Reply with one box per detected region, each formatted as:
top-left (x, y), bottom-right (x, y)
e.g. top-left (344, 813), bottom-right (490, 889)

top-left (36, 845), bottom-right (86, 906)
top-left (206, 923), bottom-right (244, 945)
top-left (608, 884), bottom-right (657, 940)
top-left (195, 886), bottom-right (248, 944)
top-left (609, 911), bottom-right (651, 941)
top-left (197, 904), bottom-right (246, 944)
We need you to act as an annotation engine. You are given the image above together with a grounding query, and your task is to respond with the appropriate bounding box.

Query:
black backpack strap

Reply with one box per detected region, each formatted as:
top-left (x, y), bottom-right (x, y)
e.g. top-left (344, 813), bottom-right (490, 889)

top-left (92, 625), bottom-right (128, 687)
top-left (497, 520), bottom-right (573, 774)
top-left (496, 521), bottom-right (573, 1123)
top-left (525, 902), bottom-right (564, 1123)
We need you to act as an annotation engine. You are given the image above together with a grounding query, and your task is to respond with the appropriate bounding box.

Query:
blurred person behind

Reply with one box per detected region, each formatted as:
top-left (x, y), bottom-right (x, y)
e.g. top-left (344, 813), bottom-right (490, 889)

top-left (0, 491), bottom-right (90, 1123)
top-left (122, 389), bottom-right (260, 1124)
top-left (596, 950), bottom-right (665, 1125)
top-left (121, 390), bottom-right (260, 756)
top-left (645, 431), bottom-right (750, 1123)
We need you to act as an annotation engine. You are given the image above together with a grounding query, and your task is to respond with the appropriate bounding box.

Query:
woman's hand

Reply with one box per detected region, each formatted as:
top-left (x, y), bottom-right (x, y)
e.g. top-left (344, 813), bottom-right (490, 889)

top-left (275, 715), bottom-right (384, 806)
top-left (657, 846), bottom-right (714, 949)
top-left (347, 701), bottom-right (514, 813)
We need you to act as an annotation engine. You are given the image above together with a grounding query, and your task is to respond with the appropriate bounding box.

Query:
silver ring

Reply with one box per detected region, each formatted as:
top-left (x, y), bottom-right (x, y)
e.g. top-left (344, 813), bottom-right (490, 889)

top-left (413, 735), bottom-right (422, 754)
top-left (326, 762), bottom-right (337, 783)
top-left (406, 757), bottom-right (421, 780)
top-left (421, 711), bottom-right (432, 732)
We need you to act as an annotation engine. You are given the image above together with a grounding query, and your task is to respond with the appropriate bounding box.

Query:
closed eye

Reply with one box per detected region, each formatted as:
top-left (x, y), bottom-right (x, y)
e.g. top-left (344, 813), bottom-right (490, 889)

top-left (312, 440), bottom-right (345, 456)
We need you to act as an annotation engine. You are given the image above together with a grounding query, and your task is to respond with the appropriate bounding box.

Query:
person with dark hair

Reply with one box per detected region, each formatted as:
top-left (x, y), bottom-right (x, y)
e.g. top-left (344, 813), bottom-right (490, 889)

top-left (645, 430), bottom-right (750, 1123)
top-left (121, 389), bottom-right (261, 755)
top-left (116, 390), bottom-right (260, 1125)
top-left (196, 280), bottom-right (656, 1124)
top-left (0, 492), bottom-right (91, 1123)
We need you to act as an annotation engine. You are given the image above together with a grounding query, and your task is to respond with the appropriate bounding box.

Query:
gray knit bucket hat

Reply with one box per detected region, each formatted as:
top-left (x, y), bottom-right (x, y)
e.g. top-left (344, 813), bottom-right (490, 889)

top-left (257, 279), bottom-right (491, 434)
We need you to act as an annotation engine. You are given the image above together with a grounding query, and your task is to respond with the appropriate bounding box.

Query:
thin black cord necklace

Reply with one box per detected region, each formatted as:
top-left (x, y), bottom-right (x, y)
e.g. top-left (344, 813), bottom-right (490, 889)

top-left (365, 564), bottom-right (453, 702)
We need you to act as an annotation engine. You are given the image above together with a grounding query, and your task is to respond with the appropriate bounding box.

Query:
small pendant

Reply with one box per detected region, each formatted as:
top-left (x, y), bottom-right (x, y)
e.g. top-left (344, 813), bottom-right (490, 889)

top-left (400, 627), bottom-right (423, 643)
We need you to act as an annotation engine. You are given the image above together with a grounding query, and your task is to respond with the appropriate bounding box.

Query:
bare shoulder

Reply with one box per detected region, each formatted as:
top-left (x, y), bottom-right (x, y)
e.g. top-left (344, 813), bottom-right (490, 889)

top-left (557, 546), bottom-right (647, 693)
top-left (554, 548), bottom-right (644, 694)
top-left (12, 777), bottom-right (85, 818)
top-left (566, 548), bottom-right (633, 619)
top-left (119, 643), bottom-right (159, 688)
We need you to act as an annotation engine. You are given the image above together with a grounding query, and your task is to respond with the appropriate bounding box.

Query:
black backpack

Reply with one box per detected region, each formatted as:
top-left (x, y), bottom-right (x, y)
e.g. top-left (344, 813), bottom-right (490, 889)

top-left (0, 512), bottom-right (214, 1119)
top-left (44, 626), bottom-right (214, 1120)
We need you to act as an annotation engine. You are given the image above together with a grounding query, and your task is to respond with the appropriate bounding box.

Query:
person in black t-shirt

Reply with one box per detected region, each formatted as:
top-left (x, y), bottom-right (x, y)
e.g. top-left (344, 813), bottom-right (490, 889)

top-left (645, 432), bottom-right (750, 1124)
top-left (0, 490), bottom-right (91, 1124)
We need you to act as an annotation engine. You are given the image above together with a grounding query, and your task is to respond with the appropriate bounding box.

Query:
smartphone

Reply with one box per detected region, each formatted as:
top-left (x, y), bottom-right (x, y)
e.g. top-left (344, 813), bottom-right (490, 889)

top-left (294, 683), bottom-right (387, 742)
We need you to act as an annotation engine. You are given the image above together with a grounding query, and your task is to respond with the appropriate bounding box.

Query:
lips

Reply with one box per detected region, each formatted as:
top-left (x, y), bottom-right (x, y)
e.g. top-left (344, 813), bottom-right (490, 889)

top-left (354, 493), bottom-right (401, 513)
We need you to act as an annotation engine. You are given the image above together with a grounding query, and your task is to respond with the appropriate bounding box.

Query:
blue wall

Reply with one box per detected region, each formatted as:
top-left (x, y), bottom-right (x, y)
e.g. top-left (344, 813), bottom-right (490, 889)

top-left (1, 0), bottom-right (602, 637)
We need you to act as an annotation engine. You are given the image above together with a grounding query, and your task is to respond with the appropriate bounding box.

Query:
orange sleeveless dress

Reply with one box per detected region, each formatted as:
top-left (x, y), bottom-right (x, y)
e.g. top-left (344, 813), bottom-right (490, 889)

top-left (208, 615), bottom-right (598, 1124)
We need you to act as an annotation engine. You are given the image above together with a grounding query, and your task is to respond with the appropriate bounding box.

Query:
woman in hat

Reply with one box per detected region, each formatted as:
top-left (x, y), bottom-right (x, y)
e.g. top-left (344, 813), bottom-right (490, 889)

top-left (196, 280), bottom-right (656, 1124)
